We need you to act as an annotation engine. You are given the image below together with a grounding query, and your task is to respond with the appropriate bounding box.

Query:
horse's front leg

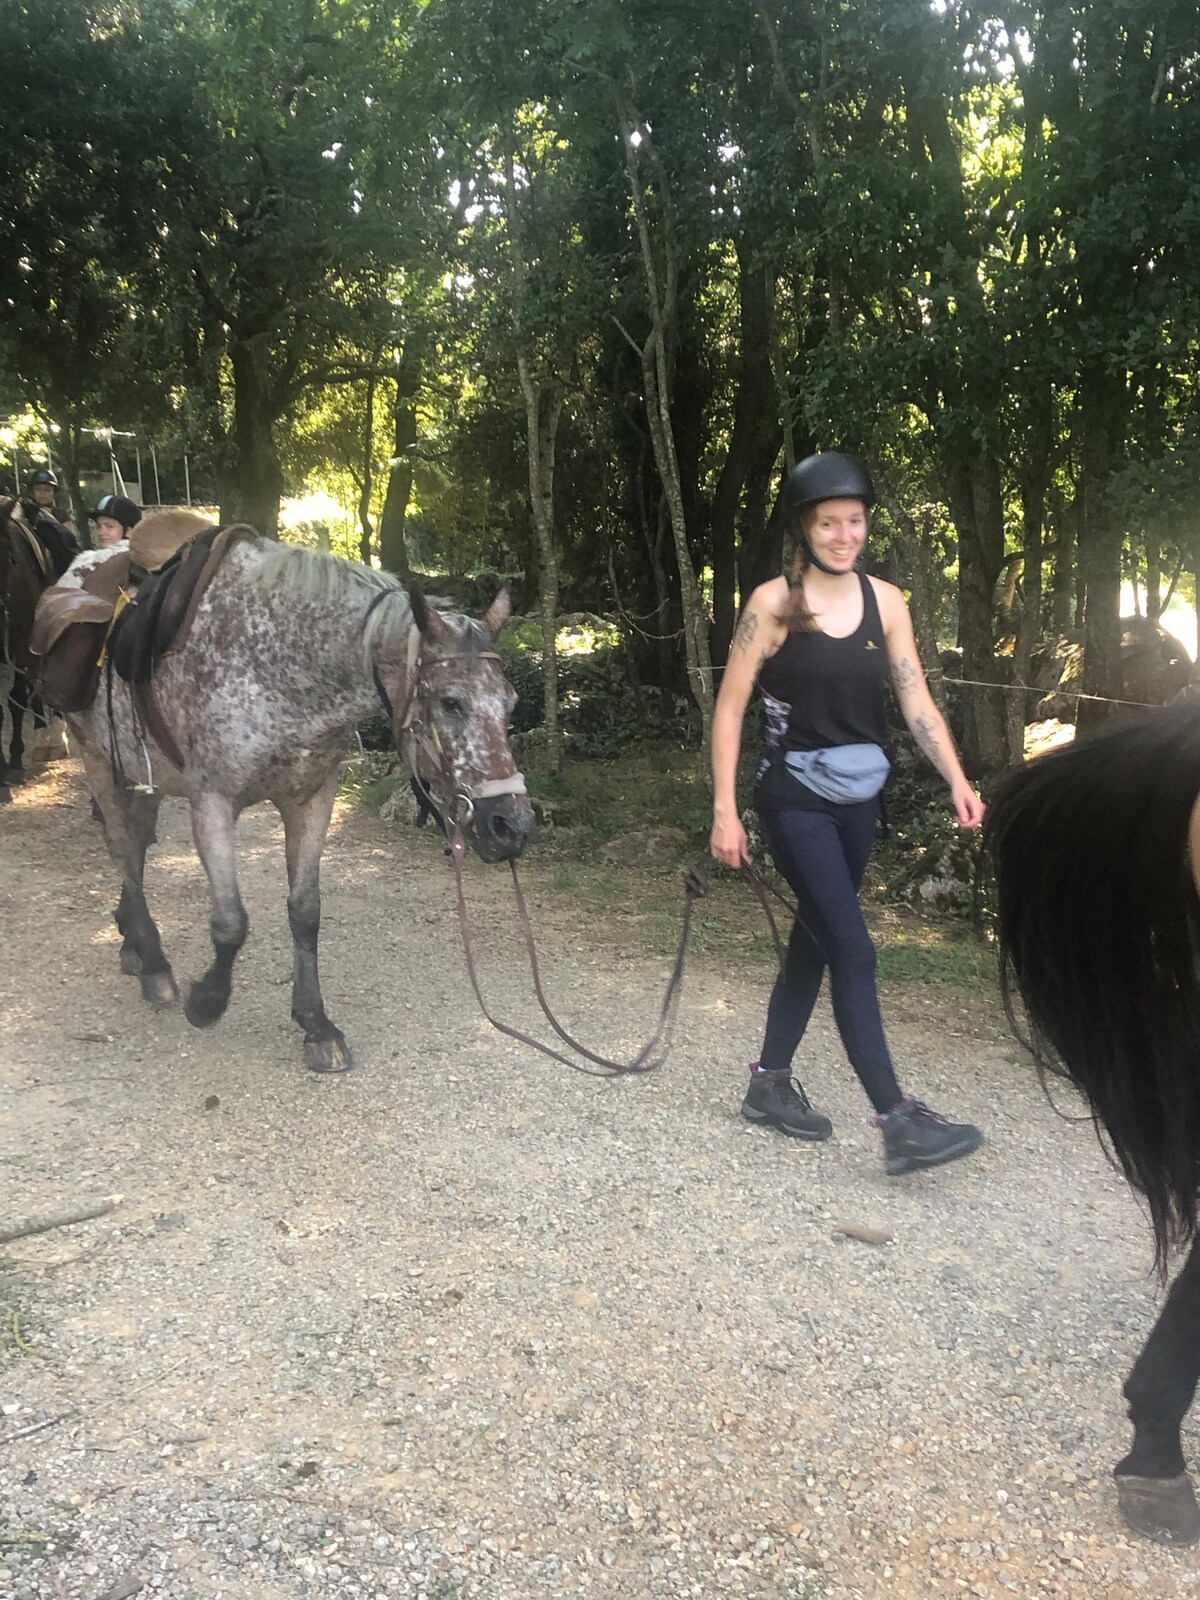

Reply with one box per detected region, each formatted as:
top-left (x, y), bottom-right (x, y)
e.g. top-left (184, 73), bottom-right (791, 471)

top-left (0, 662), bottom-right (12, 803)
top-left (83, 753), bottom-right (176, 1006)
top-left (185, 791), bottom-right (248, 1028)
top-left (278, 776), bottom-right (351, 1073)
top-left (1114, 1237), bottom-right (1200, 1546)
top-left (5, 670), bottom-right (30, 783)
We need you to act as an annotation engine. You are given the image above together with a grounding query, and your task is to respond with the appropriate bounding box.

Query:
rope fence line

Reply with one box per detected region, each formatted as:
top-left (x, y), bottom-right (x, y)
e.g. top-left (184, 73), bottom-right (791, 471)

top-left (937, 674), bottom-right (1166, 712)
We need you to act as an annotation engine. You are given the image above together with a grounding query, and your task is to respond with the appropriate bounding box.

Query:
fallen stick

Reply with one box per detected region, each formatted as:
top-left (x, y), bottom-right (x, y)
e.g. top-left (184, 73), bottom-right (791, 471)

top-left (0, 1194), bottom-right (123, 1247)
top-left (0, 1356), bottom-right (186, 1448)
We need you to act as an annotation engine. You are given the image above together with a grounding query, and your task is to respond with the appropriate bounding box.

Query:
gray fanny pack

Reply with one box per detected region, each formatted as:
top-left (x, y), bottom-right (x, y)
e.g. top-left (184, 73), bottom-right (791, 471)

top-left (783, 742), bottom-right (891, 804)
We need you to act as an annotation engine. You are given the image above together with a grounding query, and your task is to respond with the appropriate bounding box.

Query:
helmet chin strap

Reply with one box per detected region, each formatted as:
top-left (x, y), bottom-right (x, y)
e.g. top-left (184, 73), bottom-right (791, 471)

top-left (803, 541), bottom-right (858, 577)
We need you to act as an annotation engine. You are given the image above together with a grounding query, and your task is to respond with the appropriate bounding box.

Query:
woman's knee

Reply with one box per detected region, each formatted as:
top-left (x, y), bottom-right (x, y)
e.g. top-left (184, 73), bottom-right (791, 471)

top-left (827, 927), bottom-right (877, 979)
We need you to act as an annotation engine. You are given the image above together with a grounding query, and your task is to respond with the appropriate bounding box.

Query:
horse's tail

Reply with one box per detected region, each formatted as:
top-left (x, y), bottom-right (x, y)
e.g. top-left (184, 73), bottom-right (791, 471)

top-left (985, 701), bottom-right (1200, 1268)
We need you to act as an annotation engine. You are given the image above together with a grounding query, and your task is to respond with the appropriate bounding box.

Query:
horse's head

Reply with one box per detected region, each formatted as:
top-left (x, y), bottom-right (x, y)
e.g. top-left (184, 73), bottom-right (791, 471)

top-left (384, 587), bottom-right (534, 863)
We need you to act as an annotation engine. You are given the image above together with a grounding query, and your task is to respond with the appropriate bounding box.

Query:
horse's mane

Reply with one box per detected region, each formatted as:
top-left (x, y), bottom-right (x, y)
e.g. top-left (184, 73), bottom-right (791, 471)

top-left (238, 538), bottom-right (486, 667)
top-left (985, 700), bottom-right (1200, 1272)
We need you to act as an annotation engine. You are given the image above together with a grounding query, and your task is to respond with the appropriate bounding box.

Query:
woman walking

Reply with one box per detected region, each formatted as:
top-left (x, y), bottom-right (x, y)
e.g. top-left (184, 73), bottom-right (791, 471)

top-left (710, 452), bottom-right (984, 1175)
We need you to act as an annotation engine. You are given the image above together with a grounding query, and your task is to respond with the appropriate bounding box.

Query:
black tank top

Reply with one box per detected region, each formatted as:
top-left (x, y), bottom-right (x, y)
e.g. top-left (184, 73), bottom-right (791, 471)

top-left (754, 574), bottom-right (890, 809)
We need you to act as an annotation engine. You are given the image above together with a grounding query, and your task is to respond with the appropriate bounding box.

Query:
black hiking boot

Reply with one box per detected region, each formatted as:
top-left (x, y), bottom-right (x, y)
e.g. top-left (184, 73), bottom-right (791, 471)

top-left (740, 1066), bottom-right (833, 1141)
top-left (876, 1098), bottom-right (983, 1175)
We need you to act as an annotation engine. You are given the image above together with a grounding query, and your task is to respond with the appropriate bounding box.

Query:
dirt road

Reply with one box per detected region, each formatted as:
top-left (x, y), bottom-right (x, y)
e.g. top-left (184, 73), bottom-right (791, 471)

top-left (0, 761), bottom-right (1193, 1600)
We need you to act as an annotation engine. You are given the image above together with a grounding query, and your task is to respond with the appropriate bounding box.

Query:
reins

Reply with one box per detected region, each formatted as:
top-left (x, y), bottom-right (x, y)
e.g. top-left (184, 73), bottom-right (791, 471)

top-left (446, 821), bottom-right (708, 1078)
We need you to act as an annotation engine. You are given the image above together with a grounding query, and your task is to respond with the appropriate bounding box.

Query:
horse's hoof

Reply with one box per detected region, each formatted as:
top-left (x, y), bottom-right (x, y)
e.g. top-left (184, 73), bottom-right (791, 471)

top-left (120, 947), bottom-right (143, 977)
top-left (0, 786), bottom-right (11, 805)
top-left (185, 983), bottom-right (229, 1029)
top-left (304, 1033), bottom-right (354, 1074)
top-left (140, 971), bottom-right (179, 1010)
top-left (1116, 1472), bottom-right (1200, 1546)
top-left (7, 767), bottom-right (26, 786)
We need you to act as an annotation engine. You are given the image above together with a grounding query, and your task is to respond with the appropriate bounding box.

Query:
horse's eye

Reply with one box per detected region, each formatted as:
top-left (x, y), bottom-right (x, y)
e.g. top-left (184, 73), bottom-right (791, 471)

top-left (440, 694), bottom-right (466, 717)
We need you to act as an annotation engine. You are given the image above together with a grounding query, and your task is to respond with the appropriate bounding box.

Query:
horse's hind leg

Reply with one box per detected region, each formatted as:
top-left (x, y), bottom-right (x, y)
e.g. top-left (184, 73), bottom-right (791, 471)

top-left (278, 776), bottom-right (352, 1074)
top-left (1114, 1238), bottom-right (1200, 1545)
top-left (85, 756), bottom-right (176, 1006)
top-left (185, 792), bottom-right (248, 1029)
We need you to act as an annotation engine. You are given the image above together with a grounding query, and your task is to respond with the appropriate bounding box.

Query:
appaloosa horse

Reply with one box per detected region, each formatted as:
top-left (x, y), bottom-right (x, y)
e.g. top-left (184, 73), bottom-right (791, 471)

top-left (987, 701), bottom-right (1200, 1547)
top-left (1, 496), bottom-right (68, 801)
top-left (59, 529), bottom-right (534, 1071)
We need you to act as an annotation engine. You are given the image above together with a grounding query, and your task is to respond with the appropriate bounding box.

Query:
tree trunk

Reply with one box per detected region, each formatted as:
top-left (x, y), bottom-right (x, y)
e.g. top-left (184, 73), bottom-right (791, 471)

top-left (868, 453), bottom-right (949, 721)
top-left (504, 134), bottom-right (565, 772)
top-left (1007, 396), bottom-right (1051, 765)
top-left (356, 369), bottom-right (378, 566)
top-left (1145, 529), bottom-right (1162, 620)
top-left (947, 453), bottom-right (1009, 775)
top-left (378, 350), bottom-right (419, 581)
top-left (618, 91), bottom-right (714, 751)
top-left (519, 369), bottom-right (564, 773)
top-left (710, 240), bottom-right (778, 671)
top-left (1048, 484), bottom-right (1077, 631)
top-left (736, 438), bottom-right (783, 598)
top-left (60, 412), bottom-right (89, 547)
top-left (1077, 362), bottom-right (1125, 731)
top-left (228, 341), bottom-right (284, 536)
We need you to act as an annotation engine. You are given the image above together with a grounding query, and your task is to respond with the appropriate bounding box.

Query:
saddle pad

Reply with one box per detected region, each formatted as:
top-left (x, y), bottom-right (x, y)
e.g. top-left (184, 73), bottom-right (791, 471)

top-left (129, 509), bottom-right (214, 573)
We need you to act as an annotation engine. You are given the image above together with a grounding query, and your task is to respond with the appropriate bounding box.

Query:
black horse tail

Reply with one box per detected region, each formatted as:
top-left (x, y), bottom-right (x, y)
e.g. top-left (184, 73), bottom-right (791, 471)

top-left (985, 700), bottom-right (1200, 1270)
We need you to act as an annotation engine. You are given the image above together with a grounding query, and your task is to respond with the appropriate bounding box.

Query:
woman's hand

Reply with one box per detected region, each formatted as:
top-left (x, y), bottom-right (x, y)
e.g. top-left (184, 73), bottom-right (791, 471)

top-left (710, 811), bottom-right (751, 867)
top-left (951, 781), bottom-right (985, 829)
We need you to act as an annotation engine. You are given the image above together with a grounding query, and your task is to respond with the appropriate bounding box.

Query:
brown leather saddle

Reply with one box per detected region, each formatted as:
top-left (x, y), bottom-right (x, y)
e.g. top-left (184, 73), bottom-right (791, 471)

top-left (30, 521), bottom-right (248, 758)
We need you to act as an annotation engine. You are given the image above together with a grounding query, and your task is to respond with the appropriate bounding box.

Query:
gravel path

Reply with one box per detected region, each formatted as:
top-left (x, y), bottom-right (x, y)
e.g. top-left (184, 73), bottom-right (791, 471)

top-left (0, 759), bottom-right (1194, 1600)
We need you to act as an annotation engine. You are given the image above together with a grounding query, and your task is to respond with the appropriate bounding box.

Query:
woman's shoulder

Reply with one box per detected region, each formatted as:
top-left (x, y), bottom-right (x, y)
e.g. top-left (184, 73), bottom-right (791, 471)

top-left (866, 574), bottom-right (907, 622)
top-left (746, 575), bottom-right (791, 624)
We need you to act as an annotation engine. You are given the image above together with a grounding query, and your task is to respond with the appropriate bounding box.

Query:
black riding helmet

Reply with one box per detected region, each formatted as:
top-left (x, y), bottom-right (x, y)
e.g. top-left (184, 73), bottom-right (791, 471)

top-left (27, 467), bottom-right (58, 489)
top-left (89, 493), bottom-right (142, 530)
top-left (786, 451), bottom-right (875, 513)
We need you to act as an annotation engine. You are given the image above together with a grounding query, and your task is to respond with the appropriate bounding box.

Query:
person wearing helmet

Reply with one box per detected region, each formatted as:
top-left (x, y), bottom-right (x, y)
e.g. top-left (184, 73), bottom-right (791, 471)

top-left (21, 467), bottom-right (80, 573)
top-left (88, 493), bottom-right (142, 550)
top-left (25, 467), bottom-right (77, 532)
top-left (709, 451), bottom-right (985, 1176)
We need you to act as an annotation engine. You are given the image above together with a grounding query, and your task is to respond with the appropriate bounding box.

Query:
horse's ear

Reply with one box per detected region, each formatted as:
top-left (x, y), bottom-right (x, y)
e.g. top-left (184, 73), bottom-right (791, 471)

top-left (482, 586), bottom-right (511, 639)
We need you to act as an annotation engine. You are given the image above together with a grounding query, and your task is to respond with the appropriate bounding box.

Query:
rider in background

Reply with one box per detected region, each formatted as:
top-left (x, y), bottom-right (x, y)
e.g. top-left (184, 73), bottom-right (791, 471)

top-left (26, 467), bottom-right (78, 535)
top-left (20, 469), bottom-right (81, 575)
top-left (709, 451), bottom-right (985, 1177)
top-left (89, 493), bottom-right (142, 550)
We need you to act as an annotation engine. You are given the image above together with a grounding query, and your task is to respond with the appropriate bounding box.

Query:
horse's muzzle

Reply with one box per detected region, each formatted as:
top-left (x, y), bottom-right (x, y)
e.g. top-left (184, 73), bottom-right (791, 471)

top-left (469, 793), bottom-right (535, 862)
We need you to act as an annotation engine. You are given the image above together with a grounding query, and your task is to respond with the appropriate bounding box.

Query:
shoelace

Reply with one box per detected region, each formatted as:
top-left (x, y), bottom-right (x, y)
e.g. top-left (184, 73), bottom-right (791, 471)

top-left (908, 1100), bottom-right (950, 1125)
top-left (780, 1076), bottom-right (815, 1111)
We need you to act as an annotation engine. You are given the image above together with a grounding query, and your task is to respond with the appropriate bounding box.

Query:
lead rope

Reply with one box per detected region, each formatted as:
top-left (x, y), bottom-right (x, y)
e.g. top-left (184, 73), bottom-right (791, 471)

top-left (447, 820), bottom-right (707, 1078)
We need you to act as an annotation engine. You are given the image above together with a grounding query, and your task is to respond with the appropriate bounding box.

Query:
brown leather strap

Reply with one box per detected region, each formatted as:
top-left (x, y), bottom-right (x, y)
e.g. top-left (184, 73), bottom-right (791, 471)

top-left (134, 679), bottom-right (187, 771)
top-left (449, 824), bottom-right (707, 1078)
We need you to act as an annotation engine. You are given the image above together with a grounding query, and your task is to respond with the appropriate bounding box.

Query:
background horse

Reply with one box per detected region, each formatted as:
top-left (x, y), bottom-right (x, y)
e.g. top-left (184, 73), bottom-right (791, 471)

top-left (986, 700), bottom-right (1200, 1547)
top-left (61, 528), bottom-right (534, 1071)
top-left (0, 496), bottom-right (65, 801)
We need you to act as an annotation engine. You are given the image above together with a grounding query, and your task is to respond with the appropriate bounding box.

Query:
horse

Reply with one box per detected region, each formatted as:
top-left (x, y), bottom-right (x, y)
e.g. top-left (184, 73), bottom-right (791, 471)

top-left (985, 699), bottom-right (1200, 1547)
top-left (0, 496), bottom-right (70, 801)
top-left (56, 527), bottom-right (534, 1072)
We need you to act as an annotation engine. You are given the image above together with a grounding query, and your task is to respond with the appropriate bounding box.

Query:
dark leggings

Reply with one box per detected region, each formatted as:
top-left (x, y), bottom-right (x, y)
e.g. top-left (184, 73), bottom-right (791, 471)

top-left (758, 797), bottom-right (904, 1114)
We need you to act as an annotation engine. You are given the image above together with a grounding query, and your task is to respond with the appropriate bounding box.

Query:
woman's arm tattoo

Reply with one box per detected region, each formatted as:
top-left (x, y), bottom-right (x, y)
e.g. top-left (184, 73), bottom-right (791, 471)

top-left (913, 711), bottom-right (945, 765)
top-left (733, 610), bottom-right (759, 655)
top-left (890, 654), bottom-right (921, 696)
